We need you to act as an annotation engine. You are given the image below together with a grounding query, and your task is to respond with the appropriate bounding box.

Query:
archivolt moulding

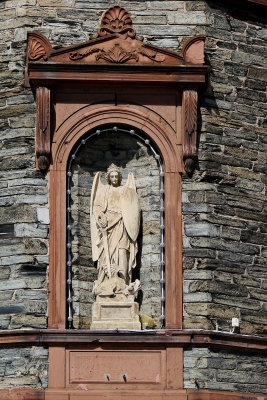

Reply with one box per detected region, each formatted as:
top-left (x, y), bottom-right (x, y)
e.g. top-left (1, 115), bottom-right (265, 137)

top-left (51, 104), bottom-right (181, 174)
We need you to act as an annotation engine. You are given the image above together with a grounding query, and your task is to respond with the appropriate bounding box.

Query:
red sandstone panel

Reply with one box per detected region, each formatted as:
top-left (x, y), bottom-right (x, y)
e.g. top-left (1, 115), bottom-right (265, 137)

top-left (45, 393), bottom-right (69, 400)
top-left (68, 350), bottom-right (163, 385)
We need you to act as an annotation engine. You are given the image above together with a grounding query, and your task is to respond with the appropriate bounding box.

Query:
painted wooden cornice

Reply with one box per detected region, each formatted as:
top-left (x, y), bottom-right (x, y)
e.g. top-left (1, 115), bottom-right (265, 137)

top-left (1, 329), bottom-right (267, 353)
top-left (25, 5), bottom-right (208, 89)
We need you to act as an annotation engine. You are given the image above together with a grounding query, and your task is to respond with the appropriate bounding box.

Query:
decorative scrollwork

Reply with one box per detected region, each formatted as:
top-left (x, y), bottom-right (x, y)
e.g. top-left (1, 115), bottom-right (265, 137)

top-left (97, 6), bottom-right (136, 38)
top-left (96, 43), bottom-right (138, 64)
top-left (183, 90), bottom-right (198, 175)
top-left (139, 47), bottom-right (165, 63)
top-left (69, 47), bottom-right (101, 61)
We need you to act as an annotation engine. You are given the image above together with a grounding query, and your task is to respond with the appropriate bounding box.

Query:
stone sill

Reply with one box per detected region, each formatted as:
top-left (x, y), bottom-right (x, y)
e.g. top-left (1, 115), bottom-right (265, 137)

top-left (0, 328), bottom-right (267, 353)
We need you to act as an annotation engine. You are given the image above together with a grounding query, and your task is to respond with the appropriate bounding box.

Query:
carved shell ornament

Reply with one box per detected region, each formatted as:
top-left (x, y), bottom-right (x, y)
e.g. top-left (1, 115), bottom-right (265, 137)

top-left (28, 38), bottom-right (47, 61)
top-left (27, 32), bottom-right (52, 62)
top-left (97, 6), bottom-right (136, 38)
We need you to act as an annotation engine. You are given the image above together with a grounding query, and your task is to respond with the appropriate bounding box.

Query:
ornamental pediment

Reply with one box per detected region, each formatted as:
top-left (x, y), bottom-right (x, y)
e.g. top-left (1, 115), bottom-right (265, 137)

top-left (26, 6), bottom-right (205, 67)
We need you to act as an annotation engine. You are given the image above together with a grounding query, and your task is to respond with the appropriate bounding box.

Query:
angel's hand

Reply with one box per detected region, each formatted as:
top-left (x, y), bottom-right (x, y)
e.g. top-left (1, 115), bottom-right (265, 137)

top-left (98, 212), bottom-right (107, 228)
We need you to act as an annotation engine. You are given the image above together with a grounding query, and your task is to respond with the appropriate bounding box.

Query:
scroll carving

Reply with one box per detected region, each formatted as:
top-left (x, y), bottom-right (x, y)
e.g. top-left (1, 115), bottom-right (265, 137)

top-left (69, 44), bottom-right (165, 64)
top-left (36, 87), bottom-right (51, 171)
top-left (183, 90), bottom-right (198, 175)
top-left (69, 47), bottom-right (100, 61)
top-left (96, 43), bottom-right (138, 63)
top-left (97, 6), bottom-right (136, 38)
top-left (139, 48), bottom-right (165, 63)
top-left (27, 32), bottom-right (52, 61)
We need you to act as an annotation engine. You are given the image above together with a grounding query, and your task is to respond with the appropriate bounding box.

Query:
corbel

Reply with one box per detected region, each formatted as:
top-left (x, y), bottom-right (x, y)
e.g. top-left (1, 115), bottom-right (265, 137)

top-left (36, 86), bottom-right (51, 172)
top-left (182, 89), bottom-right (198, 175)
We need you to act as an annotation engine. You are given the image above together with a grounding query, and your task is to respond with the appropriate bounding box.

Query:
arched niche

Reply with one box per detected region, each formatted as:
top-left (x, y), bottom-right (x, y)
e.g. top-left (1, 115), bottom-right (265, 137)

top-left (49, 105), bottom-right (182, 330)
top-left (67, 125), bottom-right (163, 329)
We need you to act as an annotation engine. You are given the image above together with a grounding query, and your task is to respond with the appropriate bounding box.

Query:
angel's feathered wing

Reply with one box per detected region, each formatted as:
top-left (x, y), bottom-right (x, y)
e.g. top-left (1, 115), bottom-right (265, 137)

top-left (121, 172), bottom-right (140, 242)
top-left (90, 172), bottom-right (104, 262)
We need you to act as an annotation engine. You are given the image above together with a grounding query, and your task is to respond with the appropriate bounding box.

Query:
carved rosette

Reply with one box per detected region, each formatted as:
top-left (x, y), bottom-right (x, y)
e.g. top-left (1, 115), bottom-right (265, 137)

top-left (183, 90), bottom-right (198, 175)
top-left (36, 87), bottom-right (51, 171)
top-left (97, 6), bottom-right (136, 38)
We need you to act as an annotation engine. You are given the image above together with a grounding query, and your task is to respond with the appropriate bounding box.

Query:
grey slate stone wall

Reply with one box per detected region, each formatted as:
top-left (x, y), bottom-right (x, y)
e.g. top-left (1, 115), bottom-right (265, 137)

top-left (0, 346), bottom-right (48, 389)
top-left (184, 347), bottom-right (267, 393)
top-left (182, 1), bottom-right (267, 337)
top-left (0, 0), bottom-right (267, 392)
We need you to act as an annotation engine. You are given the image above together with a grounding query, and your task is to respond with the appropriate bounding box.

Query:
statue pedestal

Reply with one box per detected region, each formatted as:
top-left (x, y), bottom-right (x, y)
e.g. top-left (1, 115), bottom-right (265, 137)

top-left (90, 294), bottom-right (141, 330)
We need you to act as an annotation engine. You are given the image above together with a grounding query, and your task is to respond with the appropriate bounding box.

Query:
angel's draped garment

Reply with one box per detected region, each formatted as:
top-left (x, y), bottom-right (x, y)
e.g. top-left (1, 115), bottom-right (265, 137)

top-left (92, 181), bottom-right (138, 283)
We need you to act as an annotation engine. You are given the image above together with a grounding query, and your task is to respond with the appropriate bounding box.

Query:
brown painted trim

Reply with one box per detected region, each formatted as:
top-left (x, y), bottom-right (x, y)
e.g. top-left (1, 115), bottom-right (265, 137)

top-left (27, 63), bottom-right (209, 85)
top-left (1, 329), bottom-right (267, 353)
top-left (221, 0), bottom-right (267, 8)
top-left (243, 0), bottom-right (267, 5)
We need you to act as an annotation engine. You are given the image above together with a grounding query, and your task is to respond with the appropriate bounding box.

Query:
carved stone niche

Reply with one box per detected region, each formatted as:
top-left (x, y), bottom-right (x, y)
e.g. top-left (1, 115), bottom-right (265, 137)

top-left (26, 6), bottom-right (208, 399)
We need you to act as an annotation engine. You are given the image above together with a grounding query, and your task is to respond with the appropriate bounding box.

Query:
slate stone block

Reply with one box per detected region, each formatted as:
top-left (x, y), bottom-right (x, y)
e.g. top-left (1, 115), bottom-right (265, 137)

top-left (0, 205), bottom-right (36, 224)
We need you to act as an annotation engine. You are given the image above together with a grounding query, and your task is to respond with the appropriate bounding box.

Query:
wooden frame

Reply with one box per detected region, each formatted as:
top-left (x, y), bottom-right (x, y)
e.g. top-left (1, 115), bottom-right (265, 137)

top-left (49, 102), bottom-right (183, 329)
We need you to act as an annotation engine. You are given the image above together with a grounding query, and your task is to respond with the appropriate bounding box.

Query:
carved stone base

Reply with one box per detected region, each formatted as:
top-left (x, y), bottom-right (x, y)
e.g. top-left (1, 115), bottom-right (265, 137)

top-left (90, 295), bottom-right (141, 330)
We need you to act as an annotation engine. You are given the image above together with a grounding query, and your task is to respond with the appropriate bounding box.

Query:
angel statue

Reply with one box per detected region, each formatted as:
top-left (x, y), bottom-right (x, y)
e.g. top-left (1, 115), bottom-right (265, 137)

top-left (90, 164), bottom-right (141, 298)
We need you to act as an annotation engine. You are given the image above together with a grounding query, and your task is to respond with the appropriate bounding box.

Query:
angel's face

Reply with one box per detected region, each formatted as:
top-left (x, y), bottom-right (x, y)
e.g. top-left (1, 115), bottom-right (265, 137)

top-left (109, 171), bottom-right (120, 187)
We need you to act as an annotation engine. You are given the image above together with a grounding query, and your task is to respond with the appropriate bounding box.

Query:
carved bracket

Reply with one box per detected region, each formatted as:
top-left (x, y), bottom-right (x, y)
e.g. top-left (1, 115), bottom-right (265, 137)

top-left (36, 86), bottom-right (51, 172)
top-left (183, 90), bottom-right (198, 175)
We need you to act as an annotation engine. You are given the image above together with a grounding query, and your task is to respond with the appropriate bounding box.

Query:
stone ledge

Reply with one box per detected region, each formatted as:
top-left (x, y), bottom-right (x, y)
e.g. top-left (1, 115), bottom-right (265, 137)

top-left (1, 328), bottom-right (267, 353)
top-left (0, 388), bottom-right (44, 400)
top-left (15, 388), bottom-right (267, 400)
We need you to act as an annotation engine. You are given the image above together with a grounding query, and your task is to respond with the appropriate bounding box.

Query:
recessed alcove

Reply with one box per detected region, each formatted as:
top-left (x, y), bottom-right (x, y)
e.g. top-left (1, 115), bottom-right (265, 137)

top-left (67, 126), bottom-right (162, 329)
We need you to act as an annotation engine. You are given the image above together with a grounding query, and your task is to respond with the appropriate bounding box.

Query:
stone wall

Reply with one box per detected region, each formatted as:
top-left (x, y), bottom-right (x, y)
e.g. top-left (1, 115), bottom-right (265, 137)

top-left (182, 1), bottom-right (267, 337)
top-left (184, 347), bottom-right (267, 393)
top-left (0, 346), bottom-right (48, 389)
top-left (0, 0), bottom-right (267, 393)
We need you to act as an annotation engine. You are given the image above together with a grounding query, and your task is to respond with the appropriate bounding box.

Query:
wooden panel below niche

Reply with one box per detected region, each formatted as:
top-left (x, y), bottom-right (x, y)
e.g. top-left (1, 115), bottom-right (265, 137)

top-left (67, 350), bottom-right (164, 386)
top-left (48, 344), bottom-right (180, 393)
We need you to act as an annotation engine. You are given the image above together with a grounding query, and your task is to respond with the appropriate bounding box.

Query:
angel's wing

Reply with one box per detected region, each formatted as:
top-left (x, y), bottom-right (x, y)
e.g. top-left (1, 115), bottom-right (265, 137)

top-left (121, 172), bottom-right (140, 242)
top-left (90, 172), bottom-right (104, 261)
top-left (125, 172), bottom-right (136, 190)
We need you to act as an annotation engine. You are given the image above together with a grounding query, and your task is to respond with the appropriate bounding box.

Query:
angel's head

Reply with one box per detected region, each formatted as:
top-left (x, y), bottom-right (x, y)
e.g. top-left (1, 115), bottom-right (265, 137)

top-left (106, 164), bottom-right (122, 187)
